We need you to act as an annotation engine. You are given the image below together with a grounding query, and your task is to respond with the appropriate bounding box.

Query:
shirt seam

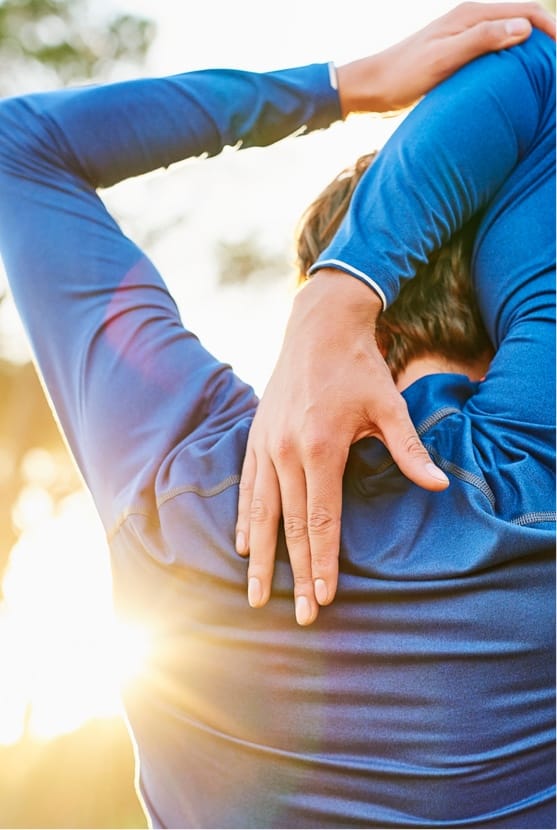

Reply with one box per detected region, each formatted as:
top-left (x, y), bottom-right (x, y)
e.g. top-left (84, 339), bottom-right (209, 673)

top-left (424, 444), bottom-right (497, 509)
top-left (107, 507), bottom-right (152, 542)
top-left (510, 511), bottom-right (556, 526)
top-left (354, 405), bottom-right (497, 509)
top-left (367, 407), bottom-right (461, 476)
top-left (418, 408), bottom-right (497, 508)
top-left (109, 416), bottom-right (553, 539)
top-left (107, 474), bottom-right (241, 541)
top-left (156, 474), bottom-right (241, 508)
top-left (416, 407), bottom-right (461, 436)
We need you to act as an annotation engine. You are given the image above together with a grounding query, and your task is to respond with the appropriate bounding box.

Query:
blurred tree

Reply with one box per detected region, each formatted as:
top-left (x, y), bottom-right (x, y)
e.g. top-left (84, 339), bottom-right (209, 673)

top-left (0, 0), bottom-right (155, 588)
top-left (0, 0), bottom-right (155, 94)
top-left (0, 359), bottom-right (81, 579)
top-left (216, 235), bottom-right (290, 286)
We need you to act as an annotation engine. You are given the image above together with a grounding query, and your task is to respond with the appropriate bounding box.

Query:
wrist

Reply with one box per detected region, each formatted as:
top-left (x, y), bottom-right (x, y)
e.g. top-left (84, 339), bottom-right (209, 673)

top-left (336, 47), bottom-right (418, 116)
top-left (336, 56), bottom-right (384, 118)
top-left (297, 268), bottom-right (382, 324)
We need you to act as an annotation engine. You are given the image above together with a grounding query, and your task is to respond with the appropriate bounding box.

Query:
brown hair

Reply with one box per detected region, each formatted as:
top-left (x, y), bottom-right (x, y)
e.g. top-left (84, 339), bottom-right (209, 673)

top-left (295, 153), bottom-right (492, 380)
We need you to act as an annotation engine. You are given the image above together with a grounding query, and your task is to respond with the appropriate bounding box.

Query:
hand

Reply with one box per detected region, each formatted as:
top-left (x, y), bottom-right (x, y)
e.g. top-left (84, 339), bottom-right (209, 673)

top-left (336, 2), bottom-right (556, 116)
top-left (236, 272), bottom-right (449, 625)
top-left (235, 2), bottom-right (557, 627)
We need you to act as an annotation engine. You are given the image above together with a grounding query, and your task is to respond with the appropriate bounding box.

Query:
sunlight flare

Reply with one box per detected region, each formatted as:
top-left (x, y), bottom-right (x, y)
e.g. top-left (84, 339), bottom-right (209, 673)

top-left (0, 489), bottom-right (152, 745)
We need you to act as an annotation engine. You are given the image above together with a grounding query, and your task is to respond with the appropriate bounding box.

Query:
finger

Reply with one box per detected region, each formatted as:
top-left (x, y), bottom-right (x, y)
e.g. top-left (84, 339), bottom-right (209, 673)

top-left (236, 446), bottom-right (256, 556)
top-left (304, 451), bottom-right (346, 607)
top-left (428, 19), bottom-right (532, 90)
top-left (277, 463), bottom-right (319, 626)
top-left (376, 396), bottom-right (450, 492)
top-left (455, 3), bottom-right (555, 40)
top-left (522, 5), bottom-right (556, 40)
top-left (246, 459), bottom-right (281, 609)
top-left (443, 17), bottom-right (534, 69)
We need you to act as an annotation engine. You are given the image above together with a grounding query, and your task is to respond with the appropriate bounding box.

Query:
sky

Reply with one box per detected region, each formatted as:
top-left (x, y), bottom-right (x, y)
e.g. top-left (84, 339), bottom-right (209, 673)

top-left (110, 0), bottom-right (456, 73)
top-left (96, 0), bottom-right (478, 393)
top-left (2, 0), bottom-right (552, 388)
top-left (2, 0), bottom-right (486, 391)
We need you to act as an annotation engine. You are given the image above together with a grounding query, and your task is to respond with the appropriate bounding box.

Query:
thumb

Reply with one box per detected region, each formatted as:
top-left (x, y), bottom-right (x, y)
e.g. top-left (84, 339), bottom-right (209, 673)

top-left (444, 18), bottom-right (533, 73)
top-left (379, 402), bottom-right (450, 492)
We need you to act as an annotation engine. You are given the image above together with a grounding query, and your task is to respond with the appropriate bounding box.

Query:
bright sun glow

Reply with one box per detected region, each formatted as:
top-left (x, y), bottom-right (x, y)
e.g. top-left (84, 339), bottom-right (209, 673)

top-left (0, 488), bottom-right (152, 746)
top-left (0, 0), bottom-right (495, 755)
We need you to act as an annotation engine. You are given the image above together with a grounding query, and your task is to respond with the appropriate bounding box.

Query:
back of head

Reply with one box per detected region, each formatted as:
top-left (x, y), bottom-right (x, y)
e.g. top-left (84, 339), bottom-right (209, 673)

top-left (295, 153), bottom-right (492, 381)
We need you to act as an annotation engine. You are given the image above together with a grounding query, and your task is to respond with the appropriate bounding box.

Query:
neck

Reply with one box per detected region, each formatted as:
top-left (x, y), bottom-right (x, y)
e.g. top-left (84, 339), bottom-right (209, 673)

top-left (396, 353), bottom-right (491, 392)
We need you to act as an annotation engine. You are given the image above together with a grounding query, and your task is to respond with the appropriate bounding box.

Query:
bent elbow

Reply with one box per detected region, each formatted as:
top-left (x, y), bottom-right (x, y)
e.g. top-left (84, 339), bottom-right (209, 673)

top-left (0, 95), bottom-right (41, 173)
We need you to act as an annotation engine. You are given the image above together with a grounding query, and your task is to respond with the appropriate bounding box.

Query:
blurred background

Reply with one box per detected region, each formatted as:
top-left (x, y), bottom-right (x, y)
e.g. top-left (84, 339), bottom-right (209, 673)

top-left (0, 0), bottom-right (553, 827)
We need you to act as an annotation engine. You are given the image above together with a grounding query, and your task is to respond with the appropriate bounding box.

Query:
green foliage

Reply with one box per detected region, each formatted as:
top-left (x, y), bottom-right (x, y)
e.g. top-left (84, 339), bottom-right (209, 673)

top-left (216, 235), bottom-right (290, 286)
top-left (0, 0), bottom-right (155, 93)
top-left (0, 0), bottom-right (155, 577)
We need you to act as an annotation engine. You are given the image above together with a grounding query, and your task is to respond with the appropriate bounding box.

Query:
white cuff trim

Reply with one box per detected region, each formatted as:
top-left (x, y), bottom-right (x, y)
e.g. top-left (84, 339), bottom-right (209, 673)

top-left (308, 259), bottom-right (387, 310)
top-left (328, 62), bottom-right (338, 91)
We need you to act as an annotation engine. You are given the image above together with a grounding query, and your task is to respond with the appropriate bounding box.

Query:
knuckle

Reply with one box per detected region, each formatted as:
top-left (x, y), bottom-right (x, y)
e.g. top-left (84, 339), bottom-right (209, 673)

top-left (238, 477), bottom-right (253, 494)
top-left (274, 437), bottom-right (294, 463)
top-left (303, 434), bottom-right (329, 461)
top-left (479, 20), bottom-right (504, 46)
top-left (284, 514), bottom-right (308, 542)
top-left (307, 508), bottom-right (338, 537)
top-left (250, 497), bottom-right (271, 524)
top-left (402, 432), bottom-right (427, 458)
top-left (377, 394), bottom-right (407, 422)
top-left (456, 1), bottom-right (478, 15)
top-left (446, 2), bottom-right (472, 24)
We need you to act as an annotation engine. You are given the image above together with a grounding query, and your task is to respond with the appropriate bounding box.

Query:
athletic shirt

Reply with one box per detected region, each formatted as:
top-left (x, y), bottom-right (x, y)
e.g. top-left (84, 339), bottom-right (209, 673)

top-left (0, 31), bottom-right (554, 829)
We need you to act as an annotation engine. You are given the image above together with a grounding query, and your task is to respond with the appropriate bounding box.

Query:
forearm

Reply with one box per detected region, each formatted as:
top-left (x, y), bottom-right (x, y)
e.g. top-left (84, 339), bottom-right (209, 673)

top-left (312, 32), bottom-right (552, 310)
top-left (0, 64), bottom-right (340, 524)
top-left (335, 3), bottom-right (556, 117)
top-left (236, 6), bottom-right (556, 626)
top-left (2, 64), bottom-right (340, 189)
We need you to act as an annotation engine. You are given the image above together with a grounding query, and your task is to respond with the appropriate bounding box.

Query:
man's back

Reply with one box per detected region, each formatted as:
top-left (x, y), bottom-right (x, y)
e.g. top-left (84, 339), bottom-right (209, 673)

top-left (112, 33), bottom-right (555, 828)
top-left (114, 377), bottom-right (554, 829)
top-left (0, 23), bottom-right (554, 830)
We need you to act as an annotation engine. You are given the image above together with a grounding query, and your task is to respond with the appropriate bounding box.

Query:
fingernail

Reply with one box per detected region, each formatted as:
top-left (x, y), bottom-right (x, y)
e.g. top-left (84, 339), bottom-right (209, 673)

top-left (295, 596), bottom-right (312, 626)
top-left (248, 577), bottom-right (262, 607)
top-left (426, 462), bottom-right (449, 484)
top-left (505, 18), bottom-right (530, 36)
top-left (236, 530), bottom-right (247, 554)
top-left (314, 578), bottom-right (328, 605)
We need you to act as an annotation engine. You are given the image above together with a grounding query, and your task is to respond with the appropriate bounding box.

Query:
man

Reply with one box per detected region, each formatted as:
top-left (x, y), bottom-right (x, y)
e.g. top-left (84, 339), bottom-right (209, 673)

top-left (0, 4), bottom-right (554, 828)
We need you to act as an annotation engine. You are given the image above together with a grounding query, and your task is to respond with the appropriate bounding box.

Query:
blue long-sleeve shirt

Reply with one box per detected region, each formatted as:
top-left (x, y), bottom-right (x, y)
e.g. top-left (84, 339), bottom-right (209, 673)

top-left (0, 32), bottom-right (554, 829)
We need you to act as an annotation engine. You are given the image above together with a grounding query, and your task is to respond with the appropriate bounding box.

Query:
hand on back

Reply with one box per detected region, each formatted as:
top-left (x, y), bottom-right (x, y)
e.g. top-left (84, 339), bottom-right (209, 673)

top-left (236, 2), bottom-right (556, 626)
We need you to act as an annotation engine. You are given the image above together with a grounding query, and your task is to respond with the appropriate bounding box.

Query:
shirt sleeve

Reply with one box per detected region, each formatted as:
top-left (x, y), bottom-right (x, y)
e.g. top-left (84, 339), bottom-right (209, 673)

top-left (309, 31), bottom-right (554, 310)
top-left (310, 31), bottom-right (555, 444)
top-left (0, 64), bottom-right (341, 530)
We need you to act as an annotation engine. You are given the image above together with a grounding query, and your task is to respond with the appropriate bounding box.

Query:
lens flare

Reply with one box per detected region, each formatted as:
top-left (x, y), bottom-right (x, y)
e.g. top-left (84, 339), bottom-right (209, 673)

top-left (0, 489), bottom-right (152, 745)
